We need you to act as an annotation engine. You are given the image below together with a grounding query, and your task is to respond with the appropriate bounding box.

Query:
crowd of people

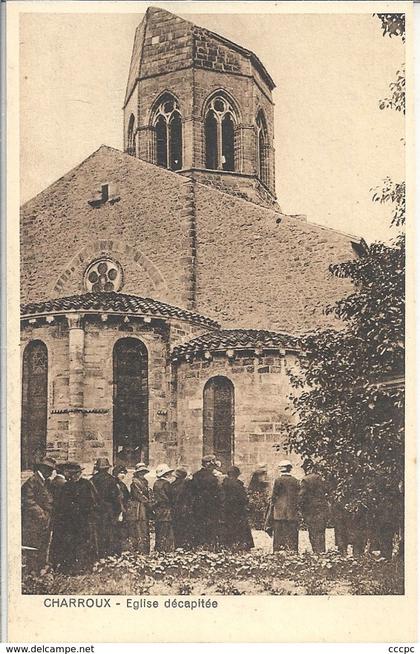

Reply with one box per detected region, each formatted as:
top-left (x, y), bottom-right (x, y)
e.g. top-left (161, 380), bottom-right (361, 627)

top-left (21, 454), bottom-right (401, 576)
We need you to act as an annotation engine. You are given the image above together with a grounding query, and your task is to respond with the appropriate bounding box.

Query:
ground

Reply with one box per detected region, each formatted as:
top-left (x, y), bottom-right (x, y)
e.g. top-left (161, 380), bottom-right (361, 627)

top-left (22, 529), bottom-right (404, 596)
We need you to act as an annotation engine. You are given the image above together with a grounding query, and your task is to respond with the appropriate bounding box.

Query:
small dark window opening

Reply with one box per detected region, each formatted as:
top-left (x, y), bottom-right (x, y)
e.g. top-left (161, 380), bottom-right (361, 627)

top-left (222, 114), bottom-right (235, 171)
top-left (127, 114), bottom-right (135, 156)
top-left (205, 111), bottom-right (218, 170)
top-left (256, 111), bottom-right (269, 186)
top-left (156, 115), bottom-right (168, 168)
top-left (170, 112), bottom-right (182, 171)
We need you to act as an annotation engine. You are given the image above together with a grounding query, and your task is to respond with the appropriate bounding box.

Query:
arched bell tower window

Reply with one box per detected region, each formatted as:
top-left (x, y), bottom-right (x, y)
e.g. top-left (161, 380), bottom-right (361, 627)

top-left (127, 114), bottom-right (136, 156)
top-left (152, 94), bottom-right (182, 171)
top-left (256, 110), bottom-right (269, 186)
top-left (204, 95), bottom-right (237, 172)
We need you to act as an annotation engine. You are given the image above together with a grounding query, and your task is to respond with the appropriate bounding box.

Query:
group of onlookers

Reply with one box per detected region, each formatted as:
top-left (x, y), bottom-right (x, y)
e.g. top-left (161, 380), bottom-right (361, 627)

top-left (21, 453), bottom-right (403, 576)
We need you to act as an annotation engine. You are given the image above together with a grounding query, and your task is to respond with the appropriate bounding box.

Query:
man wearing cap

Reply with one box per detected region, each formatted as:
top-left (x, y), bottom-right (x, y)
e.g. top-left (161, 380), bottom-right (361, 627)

top-left (153, 464), bottom-right (175, 552)
top-left (191, 455), bottom-right (222, 550)
top-left (50, 462), bottom-right (98, 573)
top-left (21, 456), bottom-right (56, 572)
top-left (299, 459), bottom-right (329, 553)
top-left (269, 459), bottom-right (300, 552)
top-left (222, 466), bottom-right (254, 551)
top-left (91, 457), bottom-right (124, 558)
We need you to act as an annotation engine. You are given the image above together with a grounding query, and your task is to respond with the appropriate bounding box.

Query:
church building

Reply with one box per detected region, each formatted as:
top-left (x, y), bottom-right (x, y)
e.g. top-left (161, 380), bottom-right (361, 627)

top-left (20, 7), bottom-right (360, 477)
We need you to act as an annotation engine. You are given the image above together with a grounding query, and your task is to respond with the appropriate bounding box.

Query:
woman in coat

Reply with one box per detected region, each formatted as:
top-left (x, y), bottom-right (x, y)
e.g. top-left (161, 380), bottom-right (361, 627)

top-left (171, 468), bottom-right (194, 550)
top-left (127, 463), bottom-right (151, 554)
top-left (112, 465), bottom-right (130, 554)
top-left (222, 466), bottom-right (254, 551)
top-left (153, 464), bottom-right (175, 552)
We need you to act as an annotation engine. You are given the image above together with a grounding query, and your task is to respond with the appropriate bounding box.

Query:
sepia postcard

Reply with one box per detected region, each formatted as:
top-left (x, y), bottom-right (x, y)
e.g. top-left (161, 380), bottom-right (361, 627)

top-left (4, 0), bottom-right (416, 643)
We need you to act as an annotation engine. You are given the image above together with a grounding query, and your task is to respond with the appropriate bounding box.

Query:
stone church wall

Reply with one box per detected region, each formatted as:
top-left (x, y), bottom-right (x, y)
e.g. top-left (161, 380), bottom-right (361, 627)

top-left (175, 351), bottom-right (304, 483)
top-left (194, 182), bottom-right (356, 333)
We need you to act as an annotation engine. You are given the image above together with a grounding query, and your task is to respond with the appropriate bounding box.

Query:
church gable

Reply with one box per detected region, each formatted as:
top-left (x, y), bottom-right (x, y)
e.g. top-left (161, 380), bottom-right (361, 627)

top-left (20, 146), bottom-right (196, 309)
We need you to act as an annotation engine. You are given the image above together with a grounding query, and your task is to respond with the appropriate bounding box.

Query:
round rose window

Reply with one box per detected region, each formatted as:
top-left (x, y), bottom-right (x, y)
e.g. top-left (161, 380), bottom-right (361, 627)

top-left (84, 258), bottom-right (123, 293)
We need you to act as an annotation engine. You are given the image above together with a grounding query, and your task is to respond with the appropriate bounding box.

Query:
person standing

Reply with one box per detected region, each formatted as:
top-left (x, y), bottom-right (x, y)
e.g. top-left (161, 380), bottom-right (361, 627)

top-left (171, 468), bottom-right (194, 550)
top-left (127, 463), bottom-right (151, 554)
top-left (49, 462), bottom-right (98, 574)
top-left (21, 457), bottom-right (56, 573)
top-left (153, 464), bottom-right (175, 552)
top-left (248, 464), bottom-right (270, 530)
top-left (267, 459), bottom-right (300, 552)
top-left (222, 466), bottom-right (254, 551)
top-left (332, 501), bottom-right (367, 557)
top-left (112, 465), bottom-right (130, 554)
top-left (298, 459), bottom-right (329, 553)
top-left (91, 457), bottom-right (123, 558)
top-left (191, 455), bottom-right (222, 550)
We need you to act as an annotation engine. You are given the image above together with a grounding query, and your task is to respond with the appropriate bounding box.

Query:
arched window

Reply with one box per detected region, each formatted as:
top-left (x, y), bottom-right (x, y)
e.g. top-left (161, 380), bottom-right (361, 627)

top-left (152, 95), bottom-right (182, 171)
top-left (256, 110), bottom-right (269, 186)
top-left (21, 340), bottom-right (48, 470)
top-left (204, 95), bottom-right (237, 172)
top-left (113, 338), bottom-right (149, 466)
top-left (203, 376), bottom-right (234, 470)
top-left (127, 114), bottom-right (136, 156)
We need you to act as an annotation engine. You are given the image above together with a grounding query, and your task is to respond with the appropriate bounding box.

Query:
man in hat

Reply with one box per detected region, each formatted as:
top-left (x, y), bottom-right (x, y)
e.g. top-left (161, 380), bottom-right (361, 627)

top-left (191, 455), bottom-right (222, 550)
top-left (49, 462), bottom-right (98, 574)
top-left (127, 462), bottom-right (151, 553)
top-left (299, 459), bottom-right (329, 553)
top-left (268, 460), bottom-right (300, 552)
top-left (222, 466), bottom-right (254, 551)
top-left (171, 467), bottom-right (194, 550)
top-left (91, 457), bottom-right (124, 558)
top-left (21, 456), bottom-right (56, 572)
top-left (153, 464), bottom-right (175, 552)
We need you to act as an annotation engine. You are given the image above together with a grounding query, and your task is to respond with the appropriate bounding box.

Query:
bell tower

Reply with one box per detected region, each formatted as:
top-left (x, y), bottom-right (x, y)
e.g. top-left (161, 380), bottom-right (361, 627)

top-left (123, 7), bottom-right (278, 208)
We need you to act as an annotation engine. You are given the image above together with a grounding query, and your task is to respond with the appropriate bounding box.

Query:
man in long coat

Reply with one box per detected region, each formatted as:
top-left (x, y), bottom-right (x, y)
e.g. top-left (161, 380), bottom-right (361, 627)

top-left (191, 455), bottom-right (222, 550)
top-left (21, 457), bottom-right (56, 573)
top-left (91, 457), bottom-right (123, 558)
top-left (268, 459), bottom-right (300, 552)
top-left (171, 468), bottom-right (194, 550)
top-left (49, 462), bottom-right (98, 574)
top-left (222, 466), bottom-right (254, 551)
top-left (298, 459), bottom-right (329, 553)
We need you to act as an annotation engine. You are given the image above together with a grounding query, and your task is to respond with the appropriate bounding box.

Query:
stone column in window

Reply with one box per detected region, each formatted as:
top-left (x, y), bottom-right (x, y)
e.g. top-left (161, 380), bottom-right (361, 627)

top-left (66, 313), bottom-right (85, 461)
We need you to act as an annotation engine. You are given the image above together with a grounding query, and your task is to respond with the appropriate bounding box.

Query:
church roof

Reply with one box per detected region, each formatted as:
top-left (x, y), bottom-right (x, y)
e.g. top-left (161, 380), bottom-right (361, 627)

top-left (172, 329), bottom-right (300, 360)
top-left (21, 292), bottom-right (220, 330)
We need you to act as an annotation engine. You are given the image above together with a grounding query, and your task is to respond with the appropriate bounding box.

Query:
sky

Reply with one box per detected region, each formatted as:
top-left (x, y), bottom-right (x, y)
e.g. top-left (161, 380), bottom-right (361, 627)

top-left (20, 6), bottom-right (405, 243)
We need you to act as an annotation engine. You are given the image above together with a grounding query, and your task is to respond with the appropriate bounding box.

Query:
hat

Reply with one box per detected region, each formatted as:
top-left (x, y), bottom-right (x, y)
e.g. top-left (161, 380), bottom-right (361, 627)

top-left (228, 465), bottom-right (241, 477)
top-left (61, 462), bottom-right (84, 473)
top-left (255, 463), bottom-right (267, 473)
top-left (279, 459), bottom-right (293, 469)
top-left (174, 467), bottom-right (188, 479)
top-left (35, 457), bottom-right (56, 470)
top-left (95, 457), bottom-right (111, 470)
top-left (202, 454), bottom-right (216, 466)
top-left (134, 462), bottom-right (150, 474)
top-left (156, 463), bottom-right (174, 478)
top-left (113, 464), bottom-right (128, 476)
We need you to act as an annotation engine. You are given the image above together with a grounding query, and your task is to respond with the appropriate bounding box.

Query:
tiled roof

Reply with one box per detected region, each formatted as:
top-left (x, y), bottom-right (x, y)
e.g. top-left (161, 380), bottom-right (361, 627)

top-left (172, 329), bottom-right (300, 359)
top-left (21, 292), bottom-right (220, 329)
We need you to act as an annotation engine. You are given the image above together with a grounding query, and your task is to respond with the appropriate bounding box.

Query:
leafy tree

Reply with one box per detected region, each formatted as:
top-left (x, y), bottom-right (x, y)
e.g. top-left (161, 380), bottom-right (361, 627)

top-left (285, 14), bottom-right (405, 518)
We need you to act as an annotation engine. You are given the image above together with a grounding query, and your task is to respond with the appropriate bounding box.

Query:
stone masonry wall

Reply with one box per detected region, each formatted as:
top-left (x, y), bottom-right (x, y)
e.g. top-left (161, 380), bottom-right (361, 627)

top-left (20, 147), bottom-right (194, 309)
top-left (175, 351), bottom-right (304, 485)
top-left (193, 183), bottom-right (356, 333)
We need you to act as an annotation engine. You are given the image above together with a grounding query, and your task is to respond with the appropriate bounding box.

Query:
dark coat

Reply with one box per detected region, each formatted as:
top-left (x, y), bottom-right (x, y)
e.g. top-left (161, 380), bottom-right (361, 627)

top-left (171, 477), bottom-right (194, 549)
top-left (91, 470), bottom-right (123, 557)
top-left (271, 474), bottom-right (300, 521)
top-left (222, 477), bottom-right (254, 551)
top-left (191, 467), bottom-right (222, 549)
top-left (299, 473), bottom-right (329, 527)
top-left (127, 476), bottom-right (151, 554)
top-left (49, 478), bottom-right (98, 573)
top-left (21, 472), bottom-right (53, 571)
top-left (153, 478), bottom-right (174, 552)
